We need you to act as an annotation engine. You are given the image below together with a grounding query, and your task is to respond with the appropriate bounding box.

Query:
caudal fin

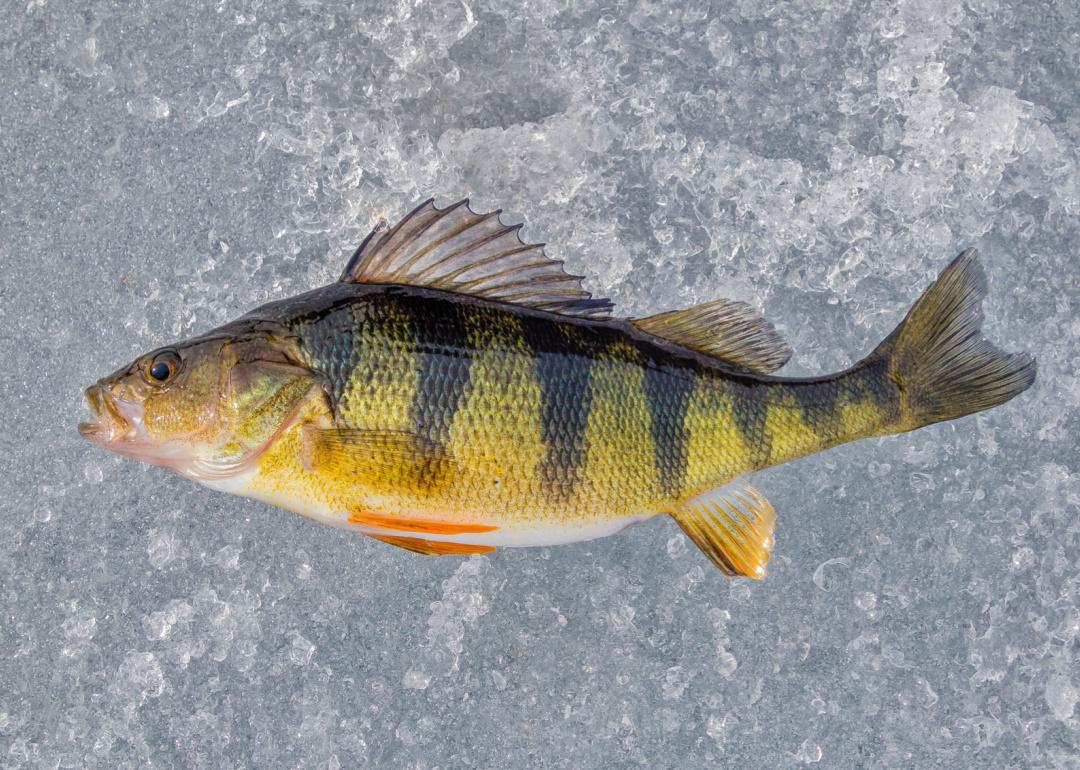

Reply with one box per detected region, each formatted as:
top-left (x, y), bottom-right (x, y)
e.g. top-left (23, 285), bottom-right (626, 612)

top-left (871, 249), bottom-right (1036, 431)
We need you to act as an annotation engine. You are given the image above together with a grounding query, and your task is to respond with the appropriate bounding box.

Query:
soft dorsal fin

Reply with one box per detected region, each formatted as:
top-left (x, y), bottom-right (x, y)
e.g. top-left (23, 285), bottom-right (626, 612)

top-left (340, 198), bottom-right (614, 319)
top-left (631, 299), bottom-right (791, 374)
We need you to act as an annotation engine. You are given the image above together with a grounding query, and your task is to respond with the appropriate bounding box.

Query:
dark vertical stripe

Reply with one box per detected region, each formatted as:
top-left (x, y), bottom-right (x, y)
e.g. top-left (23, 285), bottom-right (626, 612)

top-left (286, 303), bottom-right (363, 407)
top-left (642, 360), bottom-right (693, 499)
top-left (789, 361), bottom-right (901, 445)
top-left (522, 317), bottom-right (596, 499)
top-left (858, 358), bottom-right (902, 424)
top-left (790, 379), bottom-right (842, 440)
top-left (407, 296), bottom-right (472, 443)
top-left (732, 382), bottom-right (771, 468)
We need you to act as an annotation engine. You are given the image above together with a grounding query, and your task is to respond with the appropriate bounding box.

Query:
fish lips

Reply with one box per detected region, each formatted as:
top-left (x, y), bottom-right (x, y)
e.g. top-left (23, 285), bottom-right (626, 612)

top-left (78, 383), bottom-right (132, 444)
top-left (78, 384), bottom-right (170, 465)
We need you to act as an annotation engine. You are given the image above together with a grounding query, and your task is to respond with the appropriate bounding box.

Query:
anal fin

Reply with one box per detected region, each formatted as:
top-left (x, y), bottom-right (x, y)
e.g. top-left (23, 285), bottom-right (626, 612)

top-left (670, 482), bottom-right (776, 578)
top-left (368, 533), bottom-right (496, 556)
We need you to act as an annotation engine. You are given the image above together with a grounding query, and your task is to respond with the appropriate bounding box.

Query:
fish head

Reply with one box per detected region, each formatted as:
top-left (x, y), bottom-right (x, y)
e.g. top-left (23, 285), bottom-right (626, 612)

top-left (79, 328), bottom-right (320, 481)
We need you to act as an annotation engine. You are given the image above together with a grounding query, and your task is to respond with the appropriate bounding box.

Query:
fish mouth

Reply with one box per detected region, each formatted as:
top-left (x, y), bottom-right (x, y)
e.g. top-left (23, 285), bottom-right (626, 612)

top-left (78, 383), bottom-right (194, 471)
top-left (78, 383), bottom-right (144, 447)
top-left (80, 384), bottom-right (125, 443)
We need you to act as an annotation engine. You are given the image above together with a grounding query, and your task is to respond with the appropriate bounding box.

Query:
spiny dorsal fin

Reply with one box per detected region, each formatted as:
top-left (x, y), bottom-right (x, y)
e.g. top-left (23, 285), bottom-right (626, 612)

top-left (631, 299), bottom-right (791, 374)
top-left (340, 198), bottom-right (614, 319)
top-left (669, 481), bottom-right (776, 579)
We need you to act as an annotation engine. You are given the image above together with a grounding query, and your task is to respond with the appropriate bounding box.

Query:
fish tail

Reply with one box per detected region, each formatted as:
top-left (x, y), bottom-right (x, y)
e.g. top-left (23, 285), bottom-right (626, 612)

top-left (869, 249), bottom-right (1036, 432)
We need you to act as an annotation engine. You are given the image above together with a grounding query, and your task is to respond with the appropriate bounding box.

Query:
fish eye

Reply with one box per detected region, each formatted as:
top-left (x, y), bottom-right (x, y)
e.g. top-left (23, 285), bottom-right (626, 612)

top-left (145, 350), bottom-right (181, 385)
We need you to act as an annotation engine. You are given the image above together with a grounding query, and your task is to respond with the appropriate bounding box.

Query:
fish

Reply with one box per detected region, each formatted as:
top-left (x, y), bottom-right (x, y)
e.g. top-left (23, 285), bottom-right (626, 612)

top-left (79, 198), bottom-right (1036, 577)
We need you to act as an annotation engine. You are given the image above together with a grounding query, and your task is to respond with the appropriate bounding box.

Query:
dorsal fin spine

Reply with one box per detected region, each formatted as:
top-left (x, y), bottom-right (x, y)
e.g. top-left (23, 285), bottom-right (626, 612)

top-left (496, 275), bottom-right (584, 296)
top-left (341, 222), bottom-right (389, 281)
top-left (393, 206), bottom-right (503, 281)
top-left (456, 260), bottom-right (565, 292)
top-left (356, 197), bottom-right (434, 275)
top-left (341, 197), bottom-right (614, 319)
top-left (365, 197), bottom-right (445, 275)
top-left (430, 235), bottom-right (530, 284)
top-left (382, 199), bottom-right (470, 279)
top-left (414, 222), bottom-right (515, 282)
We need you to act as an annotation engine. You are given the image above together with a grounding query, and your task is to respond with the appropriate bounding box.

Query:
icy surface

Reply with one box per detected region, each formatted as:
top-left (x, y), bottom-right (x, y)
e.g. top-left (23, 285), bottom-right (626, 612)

top-left (1, 0), bottom-right (1078, 767)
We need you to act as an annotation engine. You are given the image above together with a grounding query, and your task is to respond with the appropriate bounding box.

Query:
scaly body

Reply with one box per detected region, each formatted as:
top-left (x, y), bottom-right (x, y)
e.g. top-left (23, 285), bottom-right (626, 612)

top-left (80, 198), bottom-right (1035, 577)
top-left (226, 284), bottom-right (895, 549)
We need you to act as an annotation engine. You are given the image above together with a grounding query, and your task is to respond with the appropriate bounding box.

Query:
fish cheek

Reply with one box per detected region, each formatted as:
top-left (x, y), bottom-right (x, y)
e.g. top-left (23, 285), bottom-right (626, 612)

top-left (141, 358), bottom-right (222, 443)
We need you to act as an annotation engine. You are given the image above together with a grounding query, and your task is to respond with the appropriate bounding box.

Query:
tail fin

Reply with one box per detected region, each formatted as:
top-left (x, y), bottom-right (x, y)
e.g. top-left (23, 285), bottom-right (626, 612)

top-left (870, 249), bottom-right (1036, 431)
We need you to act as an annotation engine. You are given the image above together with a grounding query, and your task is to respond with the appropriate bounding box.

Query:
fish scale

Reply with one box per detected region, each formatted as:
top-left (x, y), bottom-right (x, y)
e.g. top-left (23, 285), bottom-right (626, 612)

top-left (277, 286), bottom-right (885, 527)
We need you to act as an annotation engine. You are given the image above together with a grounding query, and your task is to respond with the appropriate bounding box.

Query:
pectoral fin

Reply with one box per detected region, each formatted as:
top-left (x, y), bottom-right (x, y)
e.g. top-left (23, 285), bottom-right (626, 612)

top-left (669, 482), bottom-right (776, 579)
top-left (300, 425), bottom-right (455, 483)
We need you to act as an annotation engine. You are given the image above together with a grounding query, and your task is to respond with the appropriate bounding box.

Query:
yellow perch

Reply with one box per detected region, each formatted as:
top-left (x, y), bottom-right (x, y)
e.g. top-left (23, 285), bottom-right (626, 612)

top-left (80, 199), bottom-right (1035, 577)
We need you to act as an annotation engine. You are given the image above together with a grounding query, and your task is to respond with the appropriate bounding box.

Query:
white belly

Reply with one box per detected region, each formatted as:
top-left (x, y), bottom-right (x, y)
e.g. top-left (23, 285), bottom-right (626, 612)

top-left (196, 467), bottom-right (653, 549)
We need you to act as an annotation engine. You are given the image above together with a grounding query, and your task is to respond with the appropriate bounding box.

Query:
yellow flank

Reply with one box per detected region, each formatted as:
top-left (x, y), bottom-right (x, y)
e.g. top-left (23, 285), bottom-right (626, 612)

top-left (680, 386), bottom-right (750, 501)
top-left (438, 315), bottom-right (548, 523)
top-left (578, 341), bottom-right (662, 516)
top-left (244, 336), bottom-right (689, 532)
top-left (233, 302), bottom-right (910, 544)
top-left (245, 314), bottom-right (595, 532)
top-left (838, 397), bottom-right (890, 441)
top-left (243, 346), bottom-right (905, 541)
top-left (764, 395), bottom-right (823, 468)
top-left (340, 304), bottom-right (418, 434)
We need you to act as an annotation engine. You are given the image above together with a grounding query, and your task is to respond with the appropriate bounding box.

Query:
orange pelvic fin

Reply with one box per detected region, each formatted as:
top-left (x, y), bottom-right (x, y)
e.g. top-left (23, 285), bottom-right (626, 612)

top-left (367, 533), bottom-right (496, 556)
top-left (348, 511), bottom-right (498, 535)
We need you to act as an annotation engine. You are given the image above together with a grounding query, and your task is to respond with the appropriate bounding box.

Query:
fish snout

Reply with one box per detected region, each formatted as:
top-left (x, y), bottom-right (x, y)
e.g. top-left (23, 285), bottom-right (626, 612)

top-left (78, 383), bottom-right (133, 444)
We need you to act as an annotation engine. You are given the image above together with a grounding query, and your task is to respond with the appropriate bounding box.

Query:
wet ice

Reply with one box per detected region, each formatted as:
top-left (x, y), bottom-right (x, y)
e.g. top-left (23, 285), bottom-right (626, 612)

top-left (1, 0), bottom-right (1078, 767)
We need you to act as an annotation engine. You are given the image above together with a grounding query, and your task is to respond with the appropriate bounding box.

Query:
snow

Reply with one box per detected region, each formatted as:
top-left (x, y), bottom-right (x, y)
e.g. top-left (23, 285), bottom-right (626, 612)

top-left (2, 0), bottom-right (1078, 766)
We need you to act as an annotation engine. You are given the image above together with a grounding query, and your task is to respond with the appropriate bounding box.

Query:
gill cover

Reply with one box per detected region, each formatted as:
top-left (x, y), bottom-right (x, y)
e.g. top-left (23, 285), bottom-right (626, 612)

top-left (185, 339), bottom-right (320, 480)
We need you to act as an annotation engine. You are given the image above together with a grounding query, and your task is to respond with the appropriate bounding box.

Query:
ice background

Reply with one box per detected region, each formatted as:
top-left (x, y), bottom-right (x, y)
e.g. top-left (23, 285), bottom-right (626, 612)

top-left (1, 0), bottom-right (1078, 766)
